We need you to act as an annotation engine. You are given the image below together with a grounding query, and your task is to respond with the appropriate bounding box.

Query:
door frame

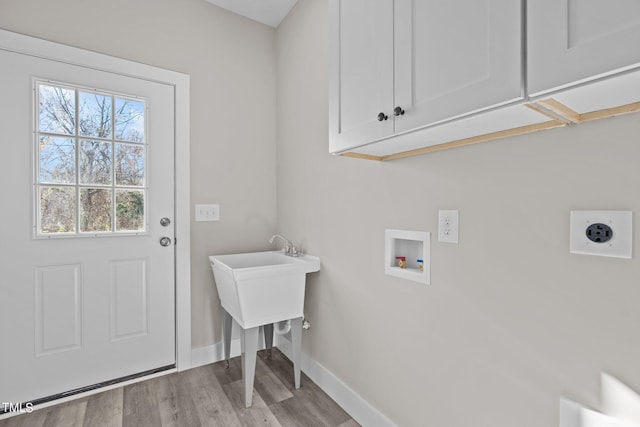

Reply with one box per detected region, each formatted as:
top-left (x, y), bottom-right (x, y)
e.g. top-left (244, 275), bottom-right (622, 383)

top-left (0, 28), bottom-right (192, 372)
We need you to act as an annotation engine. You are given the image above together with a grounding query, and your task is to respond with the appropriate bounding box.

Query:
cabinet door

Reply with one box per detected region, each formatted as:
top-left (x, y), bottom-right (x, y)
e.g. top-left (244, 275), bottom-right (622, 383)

top-left (528, 0), bottom-right (640, 96)
top-left (394, 0), bottom-right (523, 134)
top-left (329, 0), bottom-right (394, 153)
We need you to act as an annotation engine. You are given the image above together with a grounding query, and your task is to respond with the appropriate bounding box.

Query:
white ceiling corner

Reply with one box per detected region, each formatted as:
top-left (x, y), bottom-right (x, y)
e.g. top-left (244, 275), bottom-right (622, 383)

top-left (204, 0), bottom-right (298, 28)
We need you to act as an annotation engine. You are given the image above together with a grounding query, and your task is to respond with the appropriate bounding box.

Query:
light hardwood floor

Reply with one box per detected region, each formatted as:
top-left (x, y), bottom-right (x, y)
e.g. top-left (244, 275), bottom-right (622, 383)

top-left (0, 348), bottom-right (359, 427)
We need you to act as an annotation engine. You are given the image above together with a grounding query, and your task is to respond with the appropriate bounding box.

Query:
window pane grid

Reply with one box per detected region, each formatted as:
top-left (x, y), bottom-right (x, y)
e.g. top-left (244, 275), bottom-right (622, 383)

top-left (35, 80), bottom-right (147, 237)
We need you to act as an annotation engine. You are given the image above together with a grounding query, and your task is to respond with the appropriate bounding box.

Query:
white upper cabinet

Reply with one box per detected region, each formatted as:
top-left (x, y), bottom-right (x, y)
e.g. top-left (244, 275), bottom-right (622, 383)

top-left (528, 0), bottom-right (640, 96)
top-left (329, 0), bottom-right (394, 153)
top-left (329, 0), bottom-right (524, 154)
top-left (330, 1), bottom-right (640, 160)
top-left (393, 0), bottom-right (523, 134)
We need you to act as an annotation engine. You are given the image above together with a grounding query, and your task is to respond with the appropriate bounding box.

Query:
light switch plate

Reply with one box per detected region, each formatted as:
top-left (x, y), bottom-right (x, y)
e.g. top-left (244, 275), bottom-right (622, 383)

top-left (569, 211), bottom-right (632, 258)
top-left (195, 204), bottom-right (220, 222)
top-left (438, 210), bottom-right (459, 243)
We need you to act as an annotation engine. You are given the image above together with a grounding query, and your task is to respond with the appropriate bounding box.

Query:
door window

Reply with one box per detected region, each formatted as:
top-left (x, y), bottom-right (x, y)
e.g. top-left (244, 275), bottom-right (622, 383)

top-left (35, 81), bottom-right (147, 236)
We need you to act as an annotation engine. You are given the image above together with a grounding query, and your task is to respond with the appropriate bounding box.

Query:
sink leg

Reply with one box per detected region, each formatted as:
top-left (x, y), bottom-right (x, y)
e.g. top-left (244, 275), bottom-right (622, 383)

top-left (223, 309), bottom-right (233, 369)
top-left (291, 317), bottom-right (303, 389)
top-left (241, 326), bottom-right (259, 408)
top-left (263, 323), bottom-right (274, 358)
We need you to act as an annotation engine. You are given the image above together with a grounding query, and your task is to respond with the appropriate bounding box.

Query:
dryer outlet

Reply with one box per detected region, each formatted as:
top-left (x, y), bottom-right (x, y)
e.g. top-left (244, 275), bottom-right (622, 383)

top-left (569, 211), bottom-right (632, 258)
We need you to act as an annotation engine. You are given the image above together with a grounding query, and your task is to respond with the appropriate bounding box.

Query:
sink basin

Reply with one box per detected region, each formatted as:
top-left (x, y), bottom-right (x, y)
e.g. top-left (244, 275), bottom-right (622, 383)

top-left (209, 251), bottom-right (320, 329)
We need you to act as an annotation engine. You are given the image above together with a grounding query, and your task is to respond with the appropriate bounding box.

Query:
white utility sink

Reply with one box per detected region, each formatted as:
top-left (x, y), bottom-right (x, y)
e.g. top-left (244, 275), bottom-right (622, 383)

top-left (209, 250), bottom-right (320, 407)
top-left (209, 251), bottom-right (320, 329)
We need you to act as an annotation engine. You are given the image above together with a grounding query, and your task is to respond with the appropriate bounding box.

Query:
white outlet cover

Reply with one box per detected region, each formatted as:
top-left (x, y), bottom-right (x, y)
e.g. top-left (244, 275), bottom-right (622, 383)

top-left (569, 211), bottom-right (632, 258)
top-left (438, 210), bottom-right (459, 243)
top-left (195, 204), bottom-right (220, 222)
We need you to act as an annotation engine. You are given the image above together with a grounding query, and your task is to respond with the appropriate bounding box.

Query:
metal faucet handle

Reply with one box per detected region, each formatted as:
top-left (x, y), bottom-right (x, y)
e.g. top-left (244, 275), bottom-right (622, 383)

top-left (270, 234), bottom-right (302, 256)
top-left (282, 244), bottom-right (295, 256)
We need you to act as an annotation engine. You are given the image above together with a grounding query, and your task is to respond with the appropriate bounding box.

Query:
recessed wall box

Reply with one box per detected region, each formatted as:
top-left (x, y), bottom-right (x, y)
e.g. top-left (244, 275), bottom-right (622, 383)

top-left (569, 211), bottom-right (632, 258)
top-left (385, 229), bottom-right (430, 284)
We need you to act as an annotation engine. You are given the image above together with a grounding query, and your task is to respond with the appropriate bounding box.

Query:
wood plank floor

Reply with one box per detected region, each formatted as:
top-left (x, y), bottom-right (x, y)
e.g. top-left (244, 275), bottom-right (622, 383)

top-left (0, 348), bottom-right (359, 427)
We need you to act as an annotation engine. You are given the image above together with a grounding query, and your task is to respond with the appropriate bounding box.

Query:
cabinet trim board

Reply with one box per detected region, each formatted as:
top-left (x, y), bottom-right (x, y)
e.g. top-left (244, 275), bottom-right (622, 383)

top-left (527, 99), bottom-right (581, 124)
top-left (534, 99), bottom-right (640, 124)
top-left (375, 119), bottom-right (563, 161)
top-left (339, 97), bottom-right (640, 161)
top-left (340, 152), bottom-right (385, 161)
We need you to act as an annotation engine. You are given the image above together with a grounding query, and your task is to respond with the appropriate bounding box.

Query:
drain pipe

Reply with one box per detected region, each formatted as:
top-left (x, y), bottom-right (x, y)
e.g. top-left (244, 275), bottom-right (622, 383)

top-left (274, 320), bottom-right (291, 335)
top-left (274, 318), bottom-right (311, 335)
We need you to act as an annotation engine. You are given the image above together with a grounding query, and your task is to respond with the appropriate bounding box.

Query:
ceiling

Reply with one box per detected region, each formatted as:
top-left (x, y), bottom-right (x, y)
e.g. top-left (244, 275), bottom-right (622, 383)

top-left (205, 0), bottom-right (298, 28)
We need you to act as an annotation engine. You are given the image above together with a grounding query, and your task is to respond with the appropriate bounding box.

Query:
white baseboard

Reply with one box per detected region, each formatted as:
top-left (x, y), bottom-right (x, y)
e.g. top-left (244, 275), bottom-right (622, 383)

top-left (191, 336), bottom-right (397, 427)
top-left (191, 339), bottom-right (239, 367)
top-left (275, 336), bottom-right (398, 427)
top-left (190, 334), bottom-right (268, 368)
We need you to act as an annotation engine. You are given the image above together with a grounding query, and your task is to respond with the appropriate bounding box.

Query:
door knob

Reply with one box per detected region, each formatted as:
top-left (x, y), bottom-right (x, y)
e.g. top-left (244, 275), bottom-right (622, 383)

top-left (394, 106), bottom-right (405, 116)
top-left (377, 112), bottom-right (388, 121)
top-left (159, 237), bottom-right (172, 247)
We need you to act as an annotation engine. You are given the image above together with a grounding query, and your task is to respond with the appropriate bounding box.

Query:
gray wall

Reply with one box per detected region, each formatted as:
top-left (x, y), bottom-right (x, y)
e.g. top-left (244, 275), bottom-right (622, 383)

top-left (276, 1), bottom-right (640, 426)
top-left (0, 0), bottom-right (278, 348)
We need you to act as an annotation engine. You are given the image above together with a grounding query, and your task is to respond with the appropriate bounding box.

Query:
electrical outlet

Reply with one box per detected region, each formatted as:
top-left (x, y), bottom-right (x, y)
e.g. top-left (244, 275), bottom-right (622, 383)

top-left (569, 211), bottom-right (632, 258)
top-left (438, 210), bottom-right (459, 243)
top-left (195, 204), bottom-right (220, 222)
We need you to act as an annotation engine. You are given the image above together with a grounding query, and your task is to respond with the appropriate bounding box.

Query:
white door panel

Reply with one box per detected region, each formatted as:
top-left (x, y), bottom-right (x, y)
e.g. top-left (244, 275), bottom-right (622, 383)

top-left (329, 0), bottom-right (394, 153)
top-left (0, 48), bottom-right (175, 403)
top-left (528, 0), bottom-right (640, 95)
top-left (394, 0), bottom-right (523, 132)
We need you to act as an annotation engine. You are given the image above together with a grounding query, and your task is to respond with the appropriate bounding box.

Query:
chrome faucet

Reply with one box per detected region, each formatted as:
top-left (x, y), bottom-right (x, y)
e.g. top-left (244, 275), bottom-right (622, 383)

top-left (269, 234), bottom-right (299, 257)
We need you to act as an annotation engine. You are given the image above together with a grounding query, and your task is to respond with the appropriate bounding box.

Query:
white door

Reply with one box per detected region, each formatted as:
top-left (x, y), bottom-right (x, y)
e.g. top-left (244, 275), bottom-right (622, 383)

top-left (329, 0), bottom-right (394, 153)
top-left (0, 47), bottom-right (176, 404)
top-left (528, 0), bottom-right (640, 96)
top-left (393, 0), bottom-right (523, 133)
